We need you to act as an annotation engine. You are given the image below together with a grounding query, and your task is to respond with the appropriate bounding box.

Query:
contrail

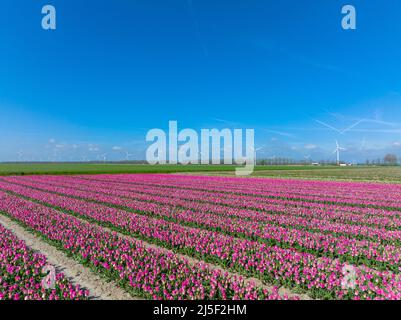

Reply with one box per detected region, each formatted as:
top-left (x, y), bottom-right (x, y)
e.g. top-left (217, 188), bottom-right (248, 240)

top-left (341, 119), bottom-right (365, 133)
top-left (315, 120), bottom-right (343, 134)
top-left (315, 118), bottom-right (381, 134)
top-left (263, 129), bottom-right (297, 139)
top-left (211, 118), bottom-right (239, 126)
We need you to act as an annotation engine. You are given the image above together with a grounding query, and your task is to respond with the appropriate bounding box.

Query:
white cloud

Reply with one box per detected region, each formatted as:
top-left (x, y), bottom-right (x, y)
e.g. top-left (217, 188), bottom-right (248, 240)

top-left (112, 146), bottom-right (122, 151)
top-left (304, 144), bottom-right (317, 150)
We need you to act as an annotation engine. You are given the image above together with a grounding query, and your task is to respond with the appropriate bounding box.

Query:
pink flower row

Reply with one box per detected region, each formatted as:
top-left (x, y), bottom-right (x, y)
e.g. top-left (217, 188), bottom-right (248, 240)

top-left (15, 175), bottom-right (401, 227)
top-left (0, 191), bottom-right (289, 300)
top-left (2, 178), bottom-right (400, 246)
top-left (76, 174), bottom-right (401, 208)
top-left (0, 222), bottom-right (89, 300)
top-left (1, 182), bottom-right (401, 299)
top-left (1, 179), bottom-right (401, 271)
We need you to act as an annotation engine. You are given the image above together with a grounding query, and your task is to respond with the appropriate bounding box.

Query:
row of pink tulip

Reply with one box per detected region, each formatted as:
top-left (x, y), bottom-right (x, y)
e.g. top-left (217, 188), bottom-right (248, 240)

top-left (2, 181), bottom-right (401, 299)
top-left (15, 175), bottom-right (401, 226)
top-left (3, 179), bottom-right (401, 269)
top-left (5, 178), bottom-right (401, 271)
top-left (93, 174), bottom-right (395, 201)
top-left (79, 174), bottom-right (401, 208)
top-left (1, 178), bottom-right (399, 246)
top-left (0, 191), bottom-right (290, 300)
top-left (0, 222), bottom-right (89, 300)
top-left (21, 175), bottom-right (401, 229)
top-left (80, 173), bottom-right (401, 199)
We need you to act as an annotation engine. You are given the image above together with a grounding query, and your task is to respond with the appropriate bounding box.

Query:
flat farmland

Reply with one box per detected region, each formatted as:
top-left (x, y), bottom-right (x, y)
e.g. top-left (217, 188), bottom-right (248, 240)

top-left (2, 164), bottom-right (401, 183)
top-left (251, 166), bottom-right (401, 182)
top-left (199, 166), bottom-right (401, 183)
top-left (0, 163), bottom-right (238, 176)
top-left (1, 173), bottom-right (401, 300)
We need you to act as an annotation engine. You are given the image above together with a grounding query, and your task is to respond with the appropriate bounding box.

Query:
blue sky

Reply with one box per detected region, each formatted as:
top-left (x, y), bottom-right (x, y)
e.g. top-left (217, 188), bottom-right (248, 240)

top-left (1, 0), bottom-right (401, 162)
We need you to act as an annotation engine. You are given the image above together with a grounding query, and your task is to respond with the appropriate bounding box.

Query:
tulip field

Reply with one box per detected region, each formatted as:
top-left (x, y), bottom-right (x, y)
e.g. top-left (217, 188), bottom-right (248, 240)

top-left (0, 222), bottom-right (89, 300)
top-left (1, 173), bottom-right (401, 300)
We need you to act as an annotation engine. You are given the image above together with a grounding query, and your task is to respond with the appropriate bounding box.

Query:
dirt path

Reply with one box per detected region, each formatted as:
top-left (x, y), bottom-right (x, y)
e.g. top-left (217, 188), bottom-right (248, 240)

top-left (91, 218), bottom-right (312, 300)
top-left (0, 213), bottom-right (140, 301)
top-left (0, 205), bottom-right (311, 300)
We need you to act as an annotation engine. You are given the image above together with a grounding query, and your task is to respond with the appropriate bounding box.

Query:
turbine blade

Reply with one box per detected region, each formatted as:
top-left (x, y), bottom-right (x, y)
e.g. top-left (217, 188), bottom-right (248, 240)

top-left (315, 120), bottom-right (343, 134)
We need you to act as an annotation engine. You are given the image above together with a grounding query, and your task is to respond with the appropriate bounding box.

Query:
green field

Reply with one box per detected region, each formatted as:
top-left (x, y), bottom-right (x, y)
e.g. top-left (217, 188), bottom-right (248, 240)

top-left (0, 163), bottom-right (337, 176)
top-left (1, 163), bottom-right (401, 183)
top-left (0, 163), bottom-right (340, 175)
top-left (0, 163), bottom-right (239, 176)
top-left (216, 166), bottom-right (401, 182)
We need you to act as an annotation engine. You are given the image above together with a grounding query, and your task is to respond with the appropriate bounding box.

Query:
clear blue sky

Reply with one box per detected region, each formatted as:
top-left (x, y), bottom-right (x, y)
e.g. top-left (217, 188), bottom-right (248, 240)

top-left (1, 0), bottom-right (401, 162)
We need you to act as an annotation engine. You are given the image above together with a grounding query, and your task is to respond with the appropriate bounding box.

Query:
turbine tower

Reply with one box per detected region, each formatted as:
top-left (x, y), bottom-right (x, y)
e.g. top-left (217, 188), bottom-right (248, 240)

top-left (269, 155), bottom-right (277, 165)
top-left (198, 150), bottom-right (204, 164)
top-left (333, 140), bottom-right (345, 165)
top-left (125, 151), bottom-right (134, 161)
top-left (253, 147), bottom-right (263, 166)
top-left (178, 146), bottom-right (186, 163)
top-left (99, 153), bottom-right (107, 163)
top-left (17, 150), bottom-right (23, 162)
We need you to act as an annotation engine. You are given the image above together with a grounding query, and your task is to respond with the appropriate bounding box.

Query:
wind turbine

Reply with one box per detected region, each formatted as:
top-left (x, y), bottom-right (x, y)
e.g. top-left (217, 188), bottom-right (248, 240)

top-left (333, 140), bottom-right (345, 165)
top-left (219, 145), bottom-right (234, 164)
top-left (98, 153), bottom-right (107, 163)
top-left (17, 150), bottom-right (23, 162)
top-left (198, 150), bottom-right (203, 164)
top-left (198, 150), bottom-right (209, 164)
top-left (125, 151), bottom-right (134, 161)
top-left (52, 148), bottom-right (59, 163)
top-left (361, 137), bottom-right (366, 150)
top-left (268, 155), bottom-right (277, 165)
top-left (252, 147), bottom-right (264, 166)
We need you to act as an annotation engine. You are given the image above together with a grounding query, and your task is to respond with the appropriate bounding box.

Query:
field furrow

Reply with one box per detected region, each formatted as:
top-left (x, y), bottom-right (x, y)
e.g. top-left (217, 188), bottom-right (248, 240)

top-left (12, 175), bottom-right (401, 229)
top-left (0, 190), bottom-right (290, 300)
top-left (2, 173), bottom-right (401, 300)
top-left (0, 218), bottom-right (89, 300)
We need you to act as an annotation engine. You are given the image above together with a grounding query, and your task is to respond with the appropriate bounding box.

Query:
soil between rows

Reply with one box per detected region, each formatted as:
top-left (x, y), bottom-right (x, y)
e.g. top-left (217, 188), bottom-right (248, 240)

top-left (0, 213), bottom-right (139, 301)
top-left (0, 200), bottom-right (311, 300)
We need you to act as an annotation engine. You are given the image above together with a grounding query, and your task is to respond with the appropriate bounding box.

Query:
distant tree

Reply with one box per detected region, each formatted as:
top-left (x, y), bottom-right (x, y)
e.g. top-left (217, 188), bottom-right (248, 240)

top-left (384, 154), bottom-right (398, 165)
